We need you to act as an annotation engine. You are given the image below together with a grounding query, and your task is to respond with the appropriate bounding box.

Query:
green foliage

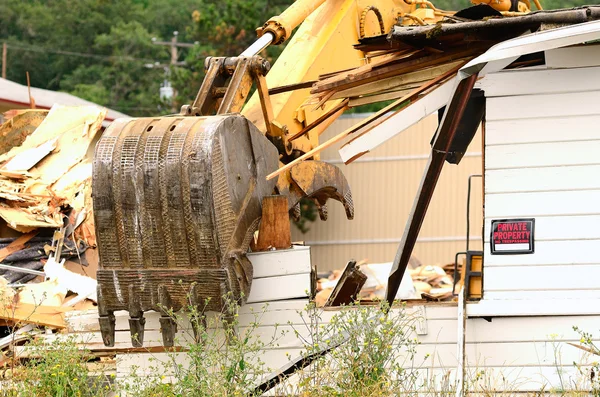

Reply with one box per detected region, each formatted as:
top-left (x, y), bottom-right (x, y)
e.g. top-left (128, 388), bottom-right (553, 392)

top-left (0, 0), bottom-right (591, 116)
top-left (0, 0), bottom-right (292, 116)
top-left (4, 336), bottom-right (114, 397)
top-left (121, 292), bottom-right (283, 397)
top-left (4, 298), bottom-right (600, 395)
top-left (289, 301), bottom-right (425, 396)
top-left (293, 198), bottom-right (319, 234)
top-left (572, 326), bottom-right (600, 395)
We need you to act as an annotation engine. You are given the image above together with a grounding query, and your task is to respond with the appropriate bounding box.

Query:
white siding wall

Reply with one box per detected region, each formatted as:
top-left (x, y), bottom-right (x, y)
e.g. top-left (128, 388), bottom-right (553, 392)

top-left (477, 58), bottom-right (600, 313)
top-left (47, 249), bottom-right (600, 393)
top-left (103, 302), bottom-right (599, 393)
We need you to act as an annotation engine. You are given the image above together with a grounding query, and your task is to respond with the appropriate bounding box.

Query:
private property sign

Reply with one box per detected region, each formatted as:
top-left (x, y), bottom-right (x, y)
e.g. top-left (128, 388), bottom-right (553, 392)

top-left (490, 219), bottom-right (534, 254)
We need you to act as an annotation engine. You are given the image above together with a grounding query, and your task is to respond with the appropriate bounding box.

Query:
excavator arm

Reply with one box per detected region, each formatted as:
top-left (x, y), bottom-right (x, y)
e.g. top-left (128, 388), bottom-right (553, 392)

top-left (93, 0), bottom-right (540, 348)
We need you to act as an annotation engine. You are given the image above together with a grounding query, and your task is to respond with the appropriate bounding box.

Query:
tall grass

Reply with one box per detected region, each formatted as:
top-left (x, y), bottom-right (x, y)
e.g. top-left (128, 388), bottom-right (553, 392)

top-left (2, 294), bottom-right (600, 396)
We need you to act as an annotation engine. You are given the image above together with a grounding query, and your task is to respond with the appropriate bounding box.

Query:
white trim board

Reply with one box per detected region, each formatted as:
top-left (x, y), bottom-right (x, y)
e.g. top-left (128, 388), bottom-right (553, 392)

top-left (486, 90), bottom-right (600, 121)
top-left (248, 245), bottom-right (311, 278)
top-left (485, 115), bottom-right (600, 146)
top-left (476, 64), bottom-right (600, 97)
top-left (468, 298), bottom-right (600, 317)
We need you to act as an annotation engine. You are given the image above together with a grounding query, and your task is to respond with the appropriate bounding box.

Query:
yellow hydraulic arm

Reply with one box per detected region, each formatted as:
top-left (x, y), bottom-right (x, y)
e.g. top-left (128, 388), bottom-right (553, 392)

top-left (241, 0), bottom-right (446, 158)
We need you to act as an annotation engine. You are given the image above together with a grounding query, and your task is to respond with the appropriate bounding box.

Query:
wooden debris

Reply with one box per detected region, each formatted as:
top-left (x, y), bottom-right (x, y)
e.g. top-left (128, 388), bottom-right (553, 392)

top-left (0, 104), bottom-right (105, 232)
top-left (0, 110), bottom-right (48, 156)
top-left (325, 260), bottom-right (367, 307)
top-left (255, 195), bottom-right (292, 251)
top-left (0, 232), bottom-right (37, 262)
top-left (266, 66), bottom-right (460, 181)
top-left (3, 137), bottom-right (57, 172)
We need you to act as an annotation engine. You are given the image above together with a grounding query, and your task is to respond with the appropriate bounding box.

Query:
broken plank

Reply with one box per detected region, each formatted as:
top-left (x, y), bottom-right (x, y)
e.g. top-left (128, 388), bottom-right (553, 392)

top-left (268, 80), bottom-right (316, 96)
top-left (2, 138), bottom-right (57, 172)
top-left (349, 88), bottom-right (415, 107)
top-left (0, 206), bottom-right (62, 232)
top-left (317, 49), bottom-right (422, 84)
top-left (1, 302), bottom-right (69, 329)
top-left (266, 64), bottom-right (461, 181)
top-left (255, 196), bottom-right (292, 251)
top-left (332, 61), bottom-right (464, 100)
top-left (0, 231), bottom-right (37, 262)
top-left (14, 344), bottom-right (188, 358)
top-left (311, 46), bottom-right (482, 94)
top-left (325, 260), bottom-right (367, 307)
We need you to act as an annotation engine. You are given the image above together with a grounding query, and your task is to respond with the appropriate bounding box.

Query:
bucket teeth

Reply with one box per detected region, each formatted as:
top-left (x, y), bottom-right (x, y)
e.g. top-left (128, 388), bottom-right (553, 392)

top-left (158, 285), bottom-right (177, 347)
top-left (98, 286), bottom-right (116, 347)
top-left (128, 316), bottom-right (146, 347)
top-left (99, 314), bottom-right (116, 347)
top-left (160, 317), bottom-right (178, 347)
top-left (127, 285), bottom-right (146, 347)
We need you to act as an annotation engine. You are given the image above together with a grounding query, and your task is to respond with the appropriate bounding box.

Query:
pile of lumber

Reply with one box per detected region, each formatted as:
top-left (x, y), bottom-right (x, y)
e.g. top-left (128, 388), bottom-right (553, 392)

top-left (0, 105), bottom-right (103, 238)
top-left (268, 44), bottom-right (490, 180)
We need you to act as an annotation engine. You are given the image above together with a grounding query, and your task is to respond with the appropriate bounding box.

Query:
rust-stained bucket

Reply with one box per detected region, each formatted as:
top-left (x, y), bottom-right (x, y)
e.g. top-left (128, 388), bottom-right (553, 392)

top-left (93, 114), bottom-right (278, 347)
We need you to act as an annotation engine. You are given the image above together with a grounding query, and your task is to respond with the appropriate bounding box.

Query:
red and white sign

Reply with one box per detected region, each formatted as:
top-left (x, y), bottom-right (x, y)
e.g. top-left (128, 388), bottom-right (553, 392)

top-left (490, 219), bottom-right (534, 254)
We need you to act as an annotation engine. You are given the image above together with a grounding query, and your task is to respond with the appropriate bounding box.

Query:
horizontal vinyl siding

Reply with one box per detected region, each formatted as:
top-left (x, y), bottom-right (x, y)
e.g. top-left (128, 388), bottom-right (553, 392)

top-left (106, 302), bottom-right (600, 391)
top-left (482, 65), bottom-right (600, 308)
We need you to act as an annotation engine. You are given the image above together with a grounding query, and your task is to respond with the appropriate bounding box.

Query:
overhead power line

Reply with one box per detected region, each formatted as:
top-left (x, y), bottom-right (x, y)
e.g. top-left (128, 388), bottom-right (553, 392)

top-left (5, 42), bottom-right (161, 64)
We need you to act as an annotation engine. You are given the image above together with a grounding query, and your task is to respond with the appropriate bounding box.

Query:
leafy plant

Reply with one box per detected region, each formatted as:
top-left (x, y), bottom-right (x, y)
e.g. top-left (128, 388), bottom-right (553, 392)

top-left (5, 336), bottom-right (113, 397)
top-left (572, 326), bottom-right (600, 396)
top-left (283, 300), bottom-right (426, 396)
top-left (120, 291), bottom-right (285, 397)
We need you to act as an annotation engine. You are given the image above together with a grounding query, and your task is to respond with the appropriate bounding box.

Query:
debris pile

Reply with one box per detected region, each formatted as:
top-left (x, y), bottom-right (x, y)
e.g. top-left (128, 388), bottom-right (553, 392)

top-left (0, 106), bottom-right (103, 237)
top-left (315, 257), bottom-right (458, 306)
top-left (0, 105), bottom-right (104, 330)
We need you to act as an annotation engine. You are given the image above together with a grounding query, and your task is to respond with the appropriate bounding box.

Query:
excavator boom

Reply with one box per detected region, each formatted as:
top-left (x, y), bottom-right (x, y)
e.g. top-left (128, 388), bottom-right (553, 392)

top-left (94, 0), bottom-right (540, 347)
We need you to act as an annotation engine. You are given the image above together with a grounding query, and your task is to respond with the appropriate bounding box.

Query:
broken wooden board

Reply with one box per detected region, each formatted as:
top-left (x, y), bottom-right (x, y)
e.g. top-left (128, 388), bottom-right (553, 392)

top-left (0, 110), bottom-right (48, 156)
top-left (0, 294), bottom-right (96, 330)
top-left (0, 231), bottom-right (37, 262)
top-left (0, 105), bottom-right (105, 232)
top-left (255, 195), bottom-right (292, 251)
top-left (0, 105), bottom-right (105, 170)
top-left (26, 105), bottom-right (105, 189)
top-left (2, 138), bottom-right (57, 172)
top-left (325, 260), bottom-right (367, 307)
top-left (0, 206), bottom-right (62, 232)
top-left (331, 60), bottom-right (464, 100)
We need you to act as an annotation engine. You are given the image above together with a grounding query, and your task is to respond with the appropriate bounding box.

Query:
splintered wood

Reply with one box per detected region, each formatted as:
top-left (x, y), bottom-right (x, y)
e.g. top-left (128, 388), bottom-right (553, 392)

top-left (0, 105), bottom-right (105, 234)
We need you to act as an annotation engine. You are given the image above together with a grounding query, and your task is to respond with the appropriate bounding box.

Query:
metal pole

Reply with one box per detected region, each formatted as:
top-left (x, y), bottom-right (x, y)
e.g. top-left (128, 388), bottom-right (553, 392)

top-left (240, 33), bottom-right (274, 57)
top-left (466, 174), bottom-right (482, 252)
top-left (455, 286), bottom-right (467, 397)
top-left (0, 263), bottom-right (44, 276)
top-left (385, 74), bottom-right (478, 307)
top-left (2, 42), bottom-right (7, 79)
top-left (170, 32), bottom-right (178, 66)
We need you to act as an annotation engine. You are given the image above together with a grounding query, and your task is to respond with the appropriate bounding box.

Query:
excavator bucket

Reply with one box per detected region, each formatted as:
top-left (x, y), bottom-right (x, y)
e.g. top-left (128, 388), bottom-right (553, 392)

top-left (93, 114), bottom-right (278, 347)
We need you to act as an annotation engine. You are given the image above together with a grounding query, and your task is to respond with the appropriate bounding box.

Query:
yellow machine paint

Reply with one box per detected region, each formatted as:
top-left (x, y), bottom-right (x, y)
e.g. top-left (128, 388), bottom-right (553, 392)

top-left (242, 0), bottom-right (450, 157)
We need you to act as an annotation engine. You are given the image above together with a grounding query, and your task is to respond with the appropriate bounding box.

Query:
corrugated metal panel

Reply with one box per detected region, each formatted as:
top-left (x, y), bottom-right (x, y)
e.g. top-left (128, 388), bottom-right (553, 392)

top-left (292, 113), bottom-right (483, 272)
